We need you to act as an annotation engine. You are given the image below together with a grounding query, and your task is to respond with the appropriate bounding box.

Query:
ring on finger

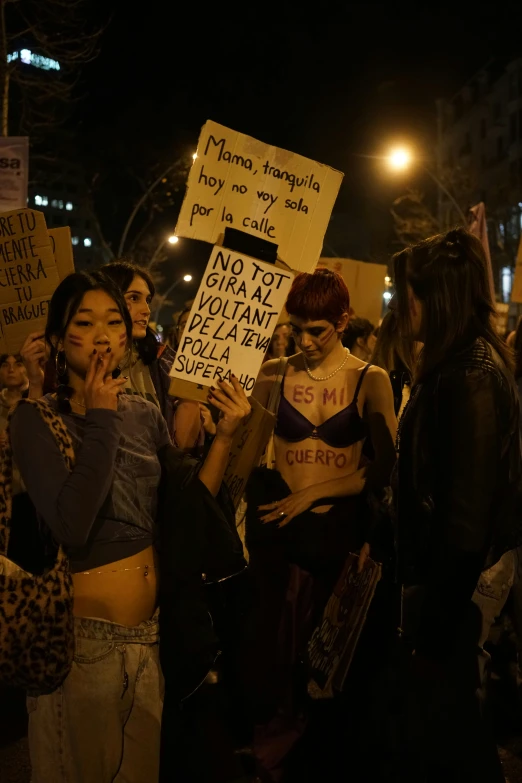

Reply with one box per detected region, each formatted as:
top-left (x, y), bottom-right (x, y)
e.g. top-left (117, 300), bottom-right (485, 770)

top-left (279, 511), bottom-right (286, 518)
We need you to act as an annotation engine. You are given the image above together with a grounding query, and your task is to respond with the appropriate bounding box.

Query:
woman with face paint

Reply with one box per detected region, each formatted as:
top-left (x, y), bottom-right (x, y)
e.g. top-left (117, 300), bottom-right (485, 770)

top-left (392, 227), bottom-right (522, 782)
top-left (8, 272), bottom-right (250, 783)
top-left (244, 268), bottom-right (397, 780)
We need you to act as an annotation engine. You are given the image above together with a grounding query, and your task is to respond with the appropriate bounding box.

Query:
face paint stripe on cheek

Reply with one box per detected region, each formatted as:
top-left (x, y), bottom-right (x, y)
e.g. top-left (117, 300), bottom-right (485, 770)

top-left (118, 332), bottom-right (127, 347)
top-left (67, 334), bottom-right (84, 347)
top-left (319, 328), bottom-right (335, 345)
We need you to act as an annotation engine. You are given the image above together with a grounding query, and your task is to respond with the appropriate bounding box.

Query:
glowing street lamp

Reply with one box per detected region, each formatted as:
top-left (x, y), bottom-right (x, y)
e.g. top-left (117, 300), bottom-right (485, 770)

top-left (168, 235), bottom-right (179, 245)
top-left (388, 148), bottom-right (411, 171)
top-left (154, 274), bottom-right (193, 325)
top-left (385, 145), bottom-right (467, 226)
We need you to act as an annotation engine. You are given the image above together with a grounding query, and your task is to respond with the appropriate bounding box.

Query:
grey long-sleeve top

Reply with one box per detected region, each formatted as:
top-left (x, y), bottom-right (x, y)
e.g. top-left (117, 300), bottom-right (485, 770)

top-left (10, 394), bottom-right (171, 572)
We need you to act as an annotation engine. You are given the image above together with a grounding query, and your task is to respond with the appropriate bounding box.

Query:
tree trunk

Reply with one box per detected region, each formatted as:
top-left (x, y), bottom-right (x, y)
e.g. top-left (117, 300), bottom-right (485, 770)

top-left (0, 0), bottom-right (9, 137)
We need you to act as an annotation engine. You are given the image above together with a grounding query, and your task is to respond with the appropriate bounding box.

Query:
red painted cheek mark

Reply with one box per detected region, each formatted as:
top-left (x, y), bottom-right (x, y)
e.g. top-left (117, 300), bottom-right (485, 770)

top-left (67, 334), bottom-right (84, 347)
top-left (118, 332), bottom-right (127, 347)
top-left (318, 328), bottom-right (335, 345)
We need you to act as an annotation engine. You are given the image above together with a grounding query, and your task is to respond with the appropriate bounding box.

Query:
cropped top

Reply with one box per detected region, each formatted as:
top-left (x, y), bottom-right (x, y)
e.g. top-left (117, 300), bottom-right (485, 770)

top-left (274, 364), bottom-right (371, 449)
top-left (10, 394), bottom-right (171, 572)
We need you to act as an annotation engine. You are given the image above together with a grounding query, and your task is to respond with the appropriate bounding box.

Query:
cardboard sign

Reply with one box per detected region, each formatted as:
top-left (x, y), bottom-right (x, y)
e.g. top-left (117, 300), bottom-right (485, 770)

top-left (0, 137), bottom-right (28, 211)
top-left (317, 257), bottom-right (387, 326)
top-left (0, 208), bottom-right (59, 353)
top-left (169, 245), bottom-right (293, 395)
top-left (176, 120), bottom-right (343, 273)
top-left (307, 554), bottom-right (381, 699)
top-left (49, 227), bottom-right (75, 281)
top-left (223, 396), bottom-right (275, 509)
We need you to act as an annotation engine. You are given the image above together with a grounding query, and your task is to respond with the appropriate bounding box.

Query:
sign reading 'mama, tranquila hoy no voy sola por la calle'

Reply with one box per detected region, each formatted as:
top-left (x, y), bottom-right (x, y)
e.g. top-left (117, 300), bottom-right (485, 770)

top-left (175, 120), bottom-right (343, 274)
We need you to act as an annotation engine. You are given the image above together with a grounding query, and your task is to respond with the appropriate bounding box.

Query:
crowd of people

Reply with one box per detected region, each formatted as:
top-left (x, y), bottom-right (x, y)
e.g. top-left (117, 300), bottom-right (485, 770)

top-left (2, 227), bottom-right (522, 783)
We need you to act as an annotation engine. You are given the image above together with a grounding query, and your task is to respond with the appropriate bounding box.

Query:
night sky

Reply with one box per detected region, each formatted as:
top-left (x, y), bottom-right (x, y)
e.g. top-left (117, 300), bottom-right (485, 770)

top-left (78, 2), bottom-right (522, 311)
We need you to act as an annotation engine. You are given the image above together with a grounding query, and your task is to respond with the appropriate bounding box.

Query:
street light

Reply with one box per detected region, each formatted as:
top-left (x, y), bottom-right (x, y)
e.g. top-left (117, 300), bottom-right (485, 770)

top-left (388, 148), bottom-right (411, 171)
top-left (147, 233), bottom-right (180, 271)
top-left (153, 274), bottom-right (193, 325)
top-left (386, 146), bottom-right (467, 227)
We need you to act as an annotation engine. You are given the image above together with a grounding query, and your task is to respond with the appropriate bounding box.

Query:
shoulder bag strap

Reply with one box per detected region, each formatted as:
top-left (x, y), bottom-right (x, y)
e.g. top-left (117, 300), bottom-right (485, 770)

top-left (0, 399), bottom-right (75, 555)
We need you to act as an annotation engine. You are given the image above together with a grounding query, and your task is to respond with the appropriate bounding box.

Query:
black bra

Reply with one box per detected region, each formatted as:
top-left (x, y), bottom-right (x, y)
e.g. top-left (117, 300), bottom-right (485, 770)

top-left (274, 364), bottom-right (371, 449)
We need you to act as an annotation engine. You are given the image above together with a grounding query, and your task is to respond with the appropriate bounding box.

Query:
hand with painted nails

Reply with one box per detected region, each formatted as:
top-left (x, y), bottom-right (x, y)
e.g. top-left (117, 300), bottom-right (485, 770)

top-left (258, 485), bottom-right (318, 527)
top-left (20, 331), bottom-right (48, 390)
top-left (83, 348), bottom-right (127, 411)
top-left (207, 374), bottom-right (251, 440)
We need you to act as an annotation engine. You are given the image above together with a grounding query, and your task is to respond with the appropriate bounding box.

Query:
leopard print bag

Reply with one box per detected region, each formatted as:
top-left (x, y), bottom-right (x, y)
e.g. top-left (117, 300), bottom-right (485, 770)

top-left (0, 398), bottom-right (75, 692)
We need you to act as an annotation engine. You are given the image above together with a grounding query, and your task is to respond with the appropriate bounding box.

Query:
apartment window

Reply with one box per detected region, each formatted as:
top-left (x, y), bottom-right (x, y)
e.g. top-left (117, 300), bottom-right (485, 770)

top-left (83, 237), bottom-right (92, 247)
top-left (71, 236), bottom-right (79, 246)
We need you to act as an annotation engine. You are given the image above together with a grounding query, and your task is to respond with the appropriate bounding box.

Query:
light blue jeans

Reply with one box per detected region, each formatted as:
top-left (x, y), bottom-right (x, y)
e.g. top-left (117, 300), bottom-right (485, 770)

top-left (27, 612), bottom-right (163, 783)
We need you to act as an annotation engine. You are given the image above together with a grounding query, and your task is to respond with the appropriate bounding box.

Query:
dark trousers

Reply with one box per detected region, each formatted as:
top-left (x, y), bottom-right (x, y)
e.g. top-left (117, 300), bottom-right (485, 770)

top-left (395, 585), bottom-right (505, 783)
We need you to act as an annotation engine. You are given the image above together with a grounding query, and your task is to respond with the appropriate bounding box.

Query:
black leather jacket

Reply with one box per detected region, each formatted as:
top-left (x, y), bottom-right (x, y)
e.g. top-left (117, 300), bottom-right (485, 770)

top-left (395, 338), bottom-right (522, 655)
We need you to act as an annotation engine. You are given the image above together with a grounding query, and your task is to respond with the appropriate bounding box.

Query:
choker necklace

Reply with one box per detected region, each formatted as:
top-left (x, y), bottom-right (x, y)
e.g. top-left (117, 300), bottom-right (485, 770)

top-left (303, 347), bottom-right (350, 381)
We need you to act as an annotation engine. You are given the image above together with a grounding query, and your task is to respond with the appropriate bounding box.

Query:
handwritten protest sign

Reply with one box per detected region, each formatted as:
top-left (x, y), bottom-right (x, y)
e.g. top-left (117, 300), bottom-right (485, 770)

top-left (0, 137), bottom-right (28, 211)
top-left (307, 554), bottom-right (382, 699)
top-left (176, 121), bottom-right (343, 273)
top-left (49, 227), bottom-right (75, 281)
top-left (0, 208), bottom-right (59, 353)
top-left (224, 397), bottom-right (275, 509)
top-left (170, 245), bottom-right (293, 394)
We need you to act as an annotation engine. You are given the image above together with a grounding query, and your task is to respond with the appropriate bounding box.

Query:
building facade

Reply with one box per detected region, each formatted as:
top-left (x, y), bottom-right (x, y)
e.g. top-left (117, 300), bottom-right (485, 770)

top-left (28, 160), bottom-right (110, 272)
top-left (437, 57), bottom-right (522, 304)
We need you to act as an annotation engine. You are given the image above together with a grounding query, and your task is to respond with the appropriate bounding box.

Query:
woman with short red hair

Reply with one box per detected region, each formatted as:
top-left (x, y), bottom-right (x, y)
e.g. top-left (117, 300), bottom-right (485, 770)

top-left (244, 268), bottom-right (397, 781)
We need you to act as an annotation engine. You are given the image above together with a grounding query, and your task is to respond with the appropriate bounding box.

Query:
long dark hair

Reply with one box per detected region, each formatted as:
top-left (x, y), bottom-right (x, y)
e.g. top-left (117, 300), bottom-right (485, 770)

top-left (372, 311), bottom-right (417, 376)
top-left (100, 260), bottom-right (158, 366)
top-left (393, 227), bottom-right (512, 379)
top-left (46, 272), bottom-right (133, 413)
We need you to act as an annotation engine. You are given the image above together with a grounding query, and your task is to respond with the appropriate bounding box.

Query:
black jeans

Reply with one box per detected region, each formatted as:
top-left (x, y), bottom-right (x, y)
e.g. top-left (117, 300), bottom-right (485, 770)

top-left (395, 585), bottom-right (505, 783)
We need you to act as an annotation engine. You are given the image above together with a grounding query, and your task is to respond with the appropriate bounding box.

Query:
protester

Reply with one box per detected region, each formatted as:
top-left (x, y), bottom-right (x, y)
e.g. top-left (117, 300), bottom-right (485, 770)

top-left (393, 227), bottom-right (522, 782)
top-left (371, 311), bottom-right (419, 418)
top-left (471, 313), bottom-right (522, 711)
top-left (173, 306), bottom-right (191, 350)
top-left (8, 271), bottom-right (249, 783)
top-left (264, 322), bottom-right (293, 361)
top-left (100, 261), bottom-right (204, 454)
top-left (245, 268), bottom-right (397, 781)
top-left (0, 354), bottom-right (28, 432)
top-left (342, 316), bottom-right (377, 360)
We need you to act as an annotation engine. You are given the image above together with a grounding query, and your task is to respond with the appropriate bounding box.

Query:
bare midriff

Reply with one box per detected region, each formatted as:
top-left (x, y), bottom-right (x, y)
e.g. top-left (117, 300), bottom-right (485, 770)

top-left (274, 362), bottom-right (367, 513)
top-left (72, 545), bottom-right (158, 626)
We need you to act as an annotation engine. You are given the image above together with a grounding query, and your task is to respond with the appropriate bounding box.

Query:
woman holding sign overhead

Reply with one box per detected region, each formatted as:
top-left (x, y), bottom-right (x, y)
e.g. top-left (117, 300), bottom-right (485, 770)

top-left (8, 271), bottom-right (249, 783)
top-left (245, 268), bottom-right (397, 781)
